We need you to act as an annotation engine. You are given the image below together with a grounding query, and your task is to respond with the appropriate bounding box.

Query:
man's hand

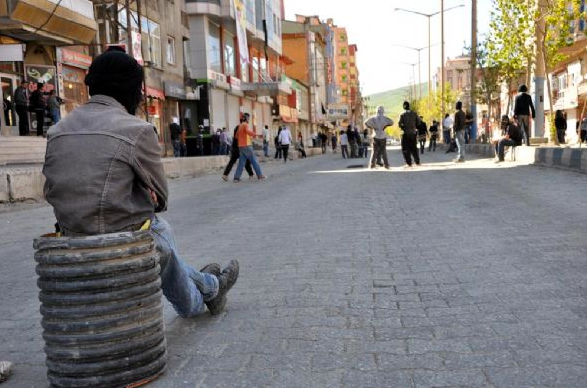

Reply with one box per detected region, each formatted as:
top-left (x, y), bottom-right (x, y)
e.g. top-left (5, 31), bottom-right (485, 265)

top-left (149, 189), bottom-right (158, 206)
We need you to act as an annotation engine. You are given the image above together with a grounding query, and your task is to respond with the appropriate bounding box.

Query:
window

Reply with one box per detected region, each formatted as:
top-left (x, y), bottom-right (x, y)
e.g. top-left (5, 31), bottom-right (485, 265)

top-left (339, 34), bottom-right (346, 42)
top-left (183, 39), bottom-right (191, 76)
top-left (341, 62), bottom-right (347, 69)
top-left (340, 47), bottom-right (347, 55)
top-left (166, 36), bottom-right (175, 65)
top-left (141, 18), bottom-right (161, 67)
top-left (208, 21), bottom-right (221, 73)
top-left (252, 56), bottom-right (259, 82)
top-left (223, 31), bottom-right (236, 76)
top-left (341, 74), bottom-right (347, 82)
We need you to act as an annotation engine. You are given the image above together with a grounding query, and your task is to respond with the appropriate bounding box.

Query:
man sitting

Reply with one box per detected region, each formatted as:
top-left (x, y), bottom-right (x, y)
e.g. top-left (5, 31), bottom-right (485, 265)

top-left (42, 47), bottom-right (239, 318)
top-left (494, 115), bottom-right (523, 163)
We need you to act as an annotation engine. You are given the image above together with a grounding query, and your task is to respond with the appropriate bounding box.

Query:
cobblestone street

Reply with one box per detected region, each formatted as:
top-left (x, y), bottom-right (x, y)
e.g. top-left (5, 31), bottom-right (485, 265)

top-left (1, 148), bottom-right (586, 388)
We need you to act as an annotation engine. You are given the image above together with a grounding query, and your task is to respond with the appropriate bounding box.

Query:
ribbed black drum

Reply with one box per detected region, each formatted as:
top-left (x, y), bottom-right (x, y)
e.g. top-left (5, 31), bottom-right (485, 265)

top-left (34, 230), bottom-right (166, 388)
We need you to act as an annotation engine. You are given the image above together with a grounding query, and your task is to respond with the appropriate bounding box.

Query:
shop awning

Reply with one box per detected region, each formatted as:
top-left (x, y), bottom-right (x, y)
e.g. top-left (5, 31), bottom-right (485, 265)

top-left (0, 0), bottom-right (97, 44)
top-left (241, 81), bottom-right (291, 96)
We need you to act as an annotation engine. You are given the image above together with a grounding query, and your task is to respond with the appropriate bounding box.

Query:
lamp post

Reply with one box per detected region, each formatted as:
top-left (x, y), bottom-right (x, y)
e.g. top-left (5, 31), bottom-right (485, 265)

top-left (394, 4), bottom-right (464, 98)
top-left (399, 62), bottom-right (419, 100)
top-left (393, 44), bottom-right (440, 99)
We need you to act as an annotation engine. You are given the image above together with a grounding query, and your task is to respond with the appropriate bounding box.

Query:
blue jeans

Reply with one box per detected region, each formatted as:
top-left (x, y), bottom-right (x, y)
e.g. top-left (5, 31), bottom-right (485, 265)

top-left (150, 216), bottom-right (218, 317)
top-left (50, 109), bottom-right (61, 124)
top-left (234, 146), bottom-right (262, 179)
top-left (443, 129), bottom-right (451, 144)
top-left (497, 138), bottom-right (516, 161)
top-left (455, 130), bottom-right (465, 161)
top-left (263, 141), bottom-right (269, 157)
top-left (172, 140), bottom-right (181, 157)
top-left (219, 143), bottom-right (228, 156)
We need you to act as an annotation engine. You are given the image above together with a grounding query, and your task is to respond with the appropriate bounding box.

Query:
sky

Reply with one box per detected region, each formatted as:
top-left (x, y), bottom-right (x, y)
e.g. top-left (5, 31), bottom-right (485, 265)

top-left (284, 0), bottom-right (492, 96)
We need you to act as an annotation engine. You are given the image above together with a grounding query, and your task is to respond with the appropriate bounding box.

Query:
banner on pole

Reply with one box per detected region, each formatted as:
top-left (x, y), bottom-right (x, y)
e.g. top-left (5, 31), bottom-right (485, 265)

top-left (233, 0), bottom-right (249, 64)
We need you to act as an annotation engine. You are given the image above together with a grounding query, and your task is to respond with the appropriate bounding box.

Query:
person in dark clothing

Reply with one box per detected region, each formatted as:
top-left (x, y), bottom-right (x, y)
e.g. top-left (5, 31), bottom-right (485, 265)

top-left (274, 126), bottom-right (282, 159)
top-left (513, 84), bottom-right (536, 146)
top-left (428, 120), bottom-right (438, 152)
top-left (170, 120), bottom-right (182, 157)
top-left (453, 101), bottom-right (467, 162)
top-left (346, 125), bottom-right (357, 157)
top-left (14, 80), bottom-right (30, 136)
top-left (297, 132), bottom-right (307, 158)
top-left (319, 132), bottom-right (328, 153)
top-left (398, 101), bottom-right (421, 167)
top-left (211, 130), bottom-right (221, 155)
top-left (416, 117), bottom-right (428, 154)
top-left (222, 124), bottom-right (253, 180)
top-left (554, 110), bottom-right (567, 144)
top-left (464, 110), bottom-right (474, 144)
top-left (495, 115), bottom-right (523, 162)
top-left (331, 133), bottom-right (337, 153)
top-left (580, 118), bottom-right (587, 143)
top-left (30, 82), bottom-right (46, 137)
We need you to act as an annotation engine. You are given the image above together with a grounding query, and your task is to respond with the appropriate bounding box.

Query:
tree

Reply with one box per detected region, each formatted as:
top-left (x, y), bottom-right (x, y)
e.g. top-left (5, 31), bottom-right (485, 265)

top-left (536, 0), bottom-right (583, 144)
top-left (486, 0), bottom-right (535, 112)
top-left (415, 83), bottom-right (458, 126)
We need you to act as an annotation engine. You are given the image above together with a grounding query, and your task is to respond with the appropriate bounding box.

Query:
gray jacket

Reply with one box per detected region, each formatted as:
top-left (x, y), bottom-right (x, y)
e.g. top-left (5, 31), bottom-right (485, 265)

top-left (364, 106), bottom-right (394, 140)
top-left (43, 94), bottom-right (168, 236)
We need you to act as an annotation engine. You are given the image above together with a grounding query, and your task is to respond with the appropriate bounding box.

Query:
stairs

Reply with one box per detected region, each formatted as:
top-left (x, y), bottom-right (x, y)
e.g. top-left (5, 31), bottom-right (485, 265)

top-left (0, 136), bottom-right (47, 165)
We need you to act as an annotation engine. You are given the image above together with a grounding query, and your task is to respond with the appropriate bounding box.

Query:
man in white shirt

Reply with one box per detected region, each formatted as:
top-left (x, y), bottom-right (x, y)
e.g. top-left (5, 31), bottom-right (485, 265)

top-left (339, 129), bottom-right (349, 159)
top-left (442, 114), bottom-right (453, 144)
top-left (262, 125), bottom-right (270, 157)
top-left (279, 126), bottom-right (292, 163)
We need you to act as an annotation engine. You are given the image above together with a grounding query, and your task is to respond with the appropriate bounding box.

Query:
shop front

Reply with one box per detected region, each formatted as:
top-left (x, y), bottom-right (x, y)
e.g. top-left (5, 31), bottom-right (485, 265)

top-left (0, 45), bottom-right (24, 136)
top-left (56, 48), bottom-right (92, 116)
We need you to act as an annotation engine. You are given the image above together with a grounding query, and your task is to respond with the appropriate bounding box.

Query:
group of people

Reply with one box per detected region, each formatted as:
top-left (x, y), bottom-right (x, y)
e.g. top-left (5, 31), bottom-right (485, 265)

top-left (338, 126), bottom-right (369, 159)
top-left (13, 80), bottom-right (63, 137)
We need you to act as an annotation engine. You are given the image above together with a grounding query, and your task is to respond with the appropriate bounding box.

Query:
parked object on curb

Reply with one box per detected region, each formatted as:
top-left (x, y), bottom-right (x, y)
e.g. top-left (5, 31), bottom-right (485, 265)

top-left (0, 361), bottom-right (13, 383)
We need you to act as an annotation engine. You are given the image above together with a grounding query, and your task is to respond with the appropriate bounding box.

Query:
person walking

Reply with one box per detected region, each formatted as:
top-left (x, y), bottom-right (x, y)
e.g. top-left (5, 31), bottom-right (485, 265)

top-left (442, 113), bottom-right (453, 144)
top-left (554, 110), bottom-right (567, 144)
top-left (14, 80), bottom-right (30, 136)
top-left (274, 126), bottom-right (282, 159)
top-left (347, 125), bottom-right (358, 158)
top-left (364, 105), bottom-right (394, 169)
top-left (279, 125), bottom-right (292, 163)
top-left (331, 132), bottom-right (338, 153)
top-left (262, 125), bottom-right (270, 157)
top-left (320, 131), bottom-right (328, 154)
top-left (222, 124), bottom-right (254, 181)
top-left (30, 82), bottom-right (46, 137)
top-left (428, 120), bottom-right (439, 152)
top-left (234, 113), bottom-right (265, 181)
top-left (170, 118), bottom-right (182, 157)
top-left (453, 101), bottom-right (467, 163)
top-left (296, 132), bottom-right (307, 158)
top-left (211, 129), bottom-right (221, 155)
top-left (42, 46), bottom-right (239, 319)
top-left (362, 129), bottom-right (370, 159)
top-left (398, 101), bottom-right (421, 167)
top-left (416, 116), bottom-right (428, 155)
top-left (513, 84), bottom-right (536, 146)
top-left (47, 90), bottom-right (62, 125)
top-left (340, 130), bottom-right (349, 159)
top-left (219, 128), bottom-right (229, 156)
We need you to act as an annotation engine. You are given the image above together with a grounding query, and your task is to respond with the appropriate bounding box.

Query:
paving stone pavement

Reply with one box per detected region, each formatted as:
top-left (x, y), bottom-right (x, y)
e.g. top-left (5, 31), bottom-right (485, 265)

top-left (0, 148), bottom-right (586, 388)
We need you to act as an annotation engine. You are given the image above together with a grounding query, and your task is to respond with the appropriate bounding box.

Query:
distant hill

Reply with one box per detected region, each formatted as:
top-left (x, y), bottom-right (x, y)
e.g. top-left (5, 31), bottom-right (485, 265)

top-left (365, 83), bottom-right (429, 122)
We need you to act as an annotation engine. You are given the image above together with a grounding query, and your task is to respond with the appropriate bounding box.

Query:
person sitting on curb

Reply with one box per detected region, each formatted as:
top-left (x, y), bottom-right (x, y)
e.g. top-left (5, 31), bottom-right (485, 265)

top-left (494, 115), bottom-right (523, 163)
top-left (42, 47), bottom-right (239, 318)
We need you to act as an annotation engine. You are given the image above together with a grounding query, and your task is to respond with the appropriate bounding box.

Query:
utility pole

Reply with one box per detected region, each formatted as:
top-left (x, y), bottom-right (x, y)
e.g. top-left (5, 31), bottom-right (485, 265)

top-left (534, 0), bottom-right (547, 139)
top-left (470, 0), bottom-right (477, 141)
top-left (136, 0), bottom-right (149, 122)
top-left (440, 0), bottom-right (445, 124)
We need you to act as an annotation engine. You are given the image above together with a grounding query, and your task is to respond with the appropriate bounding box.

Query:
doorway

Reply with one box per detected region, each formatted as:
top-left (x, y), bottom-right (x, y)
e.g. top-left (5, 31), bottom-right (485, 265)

top-left (1, 74), bottom-right (20, 136)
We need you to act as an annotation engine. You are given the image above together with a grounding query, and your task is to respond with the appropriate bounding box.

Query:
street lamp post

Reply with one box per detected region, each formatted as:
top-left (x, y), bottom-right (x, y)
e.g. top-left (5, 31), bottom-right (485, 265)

top-left (393, 44), bottom-right (440, 100)
top-left (400, 62), bottom-right (419, 100)
top-left (394, 4), bottom-right (464, 99)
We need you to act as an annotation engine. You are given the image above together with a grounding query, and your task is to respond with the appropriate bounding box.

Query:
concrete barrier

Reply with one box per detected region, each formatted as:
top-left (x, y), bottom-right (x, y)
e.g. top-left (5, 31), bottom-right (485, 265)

top-left (162, 156), bottom-right (229, 178)
top-left (464, 144), bottom-right (586, 173)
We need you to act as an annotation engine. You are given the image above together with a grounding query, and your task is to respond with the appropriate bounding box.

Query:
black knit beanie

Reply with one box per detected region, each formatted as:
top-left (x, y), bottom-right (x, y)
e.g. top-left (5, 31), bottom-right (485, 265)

top-left (85, 47), bottom-right (144, 115)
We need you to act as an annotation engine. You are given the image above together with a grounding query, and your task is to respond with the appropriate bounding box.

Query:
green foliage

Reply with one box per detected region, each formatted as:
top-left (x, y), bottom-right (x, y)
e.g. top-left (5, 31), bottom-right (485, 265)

top-left (414, 83), bottom-right (459, 125)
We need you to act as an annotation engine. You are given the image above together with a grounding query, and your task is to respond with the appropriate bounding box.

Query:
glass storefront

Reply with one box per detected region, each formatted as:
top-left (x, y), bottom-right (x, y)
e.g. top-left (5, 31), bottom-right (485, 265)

top-left (61, 66), bottom-right (88, 114)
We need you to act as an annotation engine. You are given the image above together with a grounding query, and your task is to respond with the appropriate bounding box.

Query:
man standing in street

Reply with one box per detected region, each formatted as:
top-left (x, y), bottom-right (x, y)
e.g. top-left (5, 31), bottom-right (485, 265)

top-left (30, 82), bottom-right (46, 137)
top-left (398, 101), bottom-right (421, 167)
top-left (14, 80), bottom-right (30, 136)
top-left (514, 84), bottom-right (535, 146)
top-left (170, 118), bottom-right (182, 157)
top-left (442, 113), bottom-right (453, 144)
top-left (234, 113), bottom-right (266, 181)
top-left (364, 105), bottom-right (393, 169)
top-left (262, 125), bottom-right (270, 157)
top-left (453, 101), bottom-right (467, 163)
top-left (279, 125), bottom-right (292, 163)
top-left (42, 47), bottom-right (239, 319)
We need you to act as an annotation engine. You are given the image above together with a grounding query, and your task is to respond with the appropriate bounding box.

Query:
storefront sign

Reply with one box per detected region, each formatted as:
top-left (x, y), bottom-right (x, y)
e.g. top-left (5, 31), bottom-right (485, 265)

top-left (58, 48), bottom-right (92, 69)
top-left (146, 86), bottom-right (165, 100)
top-left (0, 44), bottom-right (24, 62)
top-left (25, 65), bottom-right (57, 92)
top-left (327, 103), bottom-right (350, 120)
top-left (164, 81), bottom-right (186, 99)
top-left (228, 76), bottom-right (241, 90)
top-left (208, 70), bottom-right (227, 84)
